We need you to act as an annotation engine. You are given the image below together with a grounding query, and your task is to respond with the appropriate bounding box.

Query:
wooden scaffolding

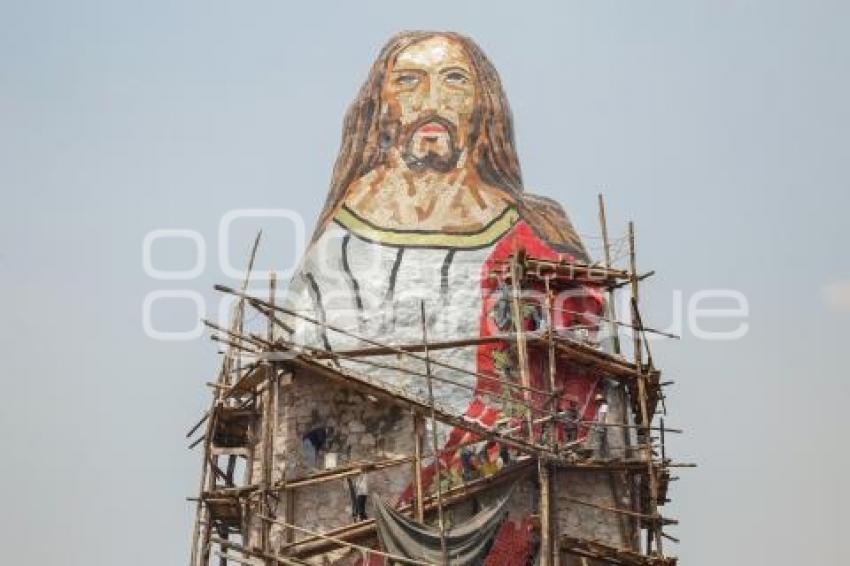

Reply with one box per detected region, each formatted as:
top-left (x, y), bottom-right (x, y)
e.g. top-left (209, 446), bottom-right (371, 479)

top-left (186, 198), bottom-right (689, 566)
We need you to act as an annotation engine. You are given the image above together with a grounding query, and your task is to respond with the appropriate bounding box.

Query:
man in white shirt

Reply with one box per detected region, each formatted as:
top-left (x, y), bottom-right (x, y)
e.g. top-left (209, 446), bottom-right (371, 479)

top-left (354, 473), bottom-right (369, 521)
top-left (594, 392), bottom-right (610, 459)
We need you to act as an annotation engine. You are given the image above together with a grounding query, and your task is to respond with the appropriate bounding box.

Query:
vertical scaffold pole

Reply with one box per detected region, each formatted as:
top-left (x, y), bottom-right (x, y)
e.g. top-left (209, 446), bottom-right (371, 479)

top-left (628, 222), bottom-right (663, 555)
top-left (598, 194), bottom-right (621, 355)
top-left (420, 301), bottom-right (448, 566)
top-left (509, 254), bottom-right (550, 566)
top-left (413, 412), bottom-right (425, 523)
top-left (599, 195), bottom-right (634, 549)
top-left (544, 275), bottom-right (558, 566)
top-left (260, 272), bottom-right (276, 564)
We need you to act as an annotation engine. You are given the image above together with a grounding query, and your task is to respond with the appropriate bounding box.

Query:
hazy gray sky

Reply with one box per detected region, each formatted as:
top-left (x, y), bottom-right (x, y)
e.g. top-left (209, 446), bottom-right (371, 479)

top-left (1, 1), bottom-right (848, 564)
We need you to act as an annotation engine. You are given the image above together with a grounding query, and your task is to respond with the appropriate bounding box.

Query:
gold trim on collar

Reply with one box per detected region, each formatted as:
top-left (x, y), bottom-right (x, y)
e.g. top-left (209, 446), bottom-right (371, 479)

top-left (334, 206), bottom-right (518, 250)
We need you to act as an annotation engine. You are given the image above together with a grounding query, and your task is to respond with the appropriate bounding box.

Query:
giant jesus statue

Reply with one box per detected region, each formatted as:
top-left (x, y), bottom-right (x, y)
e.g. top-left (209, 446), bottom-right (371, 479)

top-left (278, 31), bottom-right (628, 565)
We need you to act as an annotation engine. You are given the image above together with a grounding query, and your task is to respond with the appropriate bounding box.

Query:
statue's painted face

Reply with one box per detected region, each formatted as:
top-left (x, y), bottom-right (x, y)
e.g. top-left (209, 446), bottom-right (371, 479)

top-left (382, 36), bottom-right (477, 173)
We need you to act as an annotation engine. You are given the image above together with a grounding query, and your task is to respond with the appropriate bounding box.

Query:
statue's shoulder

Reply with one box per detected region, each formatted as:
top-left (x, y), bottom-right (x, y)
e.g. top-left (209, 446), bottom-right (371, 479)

top-left (519, 192), bottom-right (589, 262)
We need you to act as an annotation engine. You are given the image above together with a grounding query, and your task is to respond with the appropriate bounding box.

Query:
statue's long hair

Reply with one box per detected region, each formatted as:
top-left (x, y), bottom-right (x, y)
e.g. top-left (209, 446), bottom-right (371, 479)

top-left (314, 31), bottom-right (587, 259)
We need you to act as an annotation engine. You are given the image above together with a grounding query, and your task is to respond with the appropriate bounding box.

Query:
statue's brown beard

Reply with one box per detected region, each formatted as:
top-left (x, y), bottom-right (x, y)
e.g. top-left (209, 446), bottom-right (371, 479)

top-left (396, 115), bottom-right (462, 173)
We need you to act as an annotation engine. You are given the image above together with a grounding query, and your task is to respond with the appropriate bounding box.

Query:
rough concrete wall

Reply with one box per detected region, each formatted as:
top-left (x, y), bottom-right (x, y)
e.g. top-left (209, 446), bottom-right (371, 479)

top-left (245, 371), bottom-right (638, 564)
top-left (257, 369), bottom-right (547, 556)
top-left (281, 369), bottom-right (415, 539)
top-left (554, 468), bottom-right (635, 565)
top-left (553, 381), bottom-right (638, 564)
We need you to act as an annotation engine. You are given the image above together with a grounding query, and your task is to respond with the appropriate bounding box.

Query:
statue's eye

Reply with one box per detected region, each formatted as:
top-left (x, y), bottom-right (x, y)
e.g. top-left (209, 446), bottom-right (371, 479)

top-left (394, 74), bottom-right (419, 88)
top-left (445, 71), bottom-right (469, 85)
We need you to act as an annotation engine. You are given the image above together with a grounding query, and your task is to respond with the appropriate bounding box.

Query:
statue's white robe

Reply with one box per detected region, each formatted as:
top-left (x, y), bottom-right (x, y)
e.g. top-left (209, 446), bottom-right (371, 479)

top-left (283, 222), bottom-right (497, 416)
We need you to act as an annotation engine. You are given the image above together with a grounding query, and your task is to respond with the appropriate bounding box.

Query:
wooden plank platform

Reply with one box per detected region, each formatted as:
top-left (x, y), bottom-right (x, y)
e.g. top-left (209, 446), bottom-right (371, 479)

top-left (225, 362), bottom-right (272, 398)
top-left (317, 332), bottom-right (651, 387)
top-left (210, 406), bottom-right (258, 451)
top-left (490, 256), bottom-right (632, 286)
top-left (203, 495), bottom-right (244, 530)
top-left (560, 534), bottom-right (677, 566)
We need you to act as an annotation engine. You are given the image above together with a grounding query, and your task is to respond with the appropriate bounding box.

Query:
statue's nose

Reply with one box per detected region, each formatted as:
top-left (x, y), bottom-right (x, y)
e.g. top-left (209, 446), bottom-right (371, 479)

top-left (422, 77), bottom-right (440, 112)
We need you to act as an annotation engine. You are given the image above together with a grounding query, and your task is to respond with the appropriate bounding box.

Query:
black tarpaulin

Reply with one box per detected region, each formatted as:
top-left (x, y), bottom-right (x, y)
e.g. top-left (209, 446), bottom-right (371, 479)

top-left (373, 486), bottom-right (515, 565)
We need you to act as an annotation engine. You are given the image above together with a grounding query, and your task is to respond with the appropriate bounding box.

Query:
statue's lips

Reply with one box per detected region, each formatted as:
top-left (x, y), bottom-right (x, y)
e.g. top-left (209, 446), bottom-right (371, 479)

top-left (416, 122), bottom-right (449, 135)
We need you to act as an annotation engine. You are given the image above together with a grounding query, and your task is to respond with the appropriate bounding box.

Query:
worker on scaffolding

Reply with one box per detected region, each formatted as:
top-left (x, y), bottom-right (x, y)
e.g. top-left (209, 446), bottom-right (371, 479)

top-left (352, 473), bottom-right (369, 521)
top-left (563, 399), bottom-right (579, 443)
top-left (592, 392), bottom-right (610, 459)
top-left (460, 446), bottom-right (477, 481)
top-left (480, 445), bottom-right (498, 477)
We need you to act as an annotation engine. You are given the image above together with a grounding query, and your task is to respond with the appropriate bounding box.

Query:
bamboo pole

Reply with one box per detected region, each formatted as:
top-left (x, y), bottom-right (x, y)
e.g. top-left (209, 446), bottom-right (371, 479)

top-left (598, 195), bottom-right (635, 549)
top-left (256, 516), bottom-right (434, 566)
top-left (234, 302), bottom-right (608, 467)
top-left (508, 254), bottom-right (551, 566)
top-left (211, 536), bottom-right (310, 566)
top-left (268, 432), bottom-right (560, 493)
top-left (236, 320), bottom-right (559, 423)
top-left (507, 254), bottom-right (538, 445)
top-left (273, 370), bottom-right (289, 545)
top-left (289, 353), bottom-right (566, 462)
top-left (280, 456), bottom-right (413, 489)
top-left (544, 276), bottom-right (559, 432)
top-left (232, 230), bottom-right (262, 386)
top-left (272, 367), bottom-right (284, 548)
top-left (193, 233), bottom-right (262, 566)
top-left (219, 284), bottom-right (653, 391)
top-left (544, 276), bottom-right (559, 566)
top-left (420, 301), bottom-right (448, 566)
top-left (229, 318), bottom-right (676, 458)
top-left (559, 534), bottom-right (677, 566)
top-left (492, 257), bottom-right (632, 282)
top-left (285, 459), bottom-right (536, 558)
top-left (190, 403), bottom-right (218, 566)
top-left (509, 254), bottom-right (535, 442)
top-left (413, 412), bottom-right (425, 522)
top-left (558, 495), bottom-right (677, 524)
top-left (229, 239), bottom-right (260, 566)
top-left (257, 328), bottom-right (553, 420)
top-left (259, 272), bottom-right (276, 564)
top-left (215, 284), bottom-right (551, 396)
top-left (598, 194), bottom-right (621, 355)
top-left (233, 320), bottom-right (668, 433)
top-left (539, 459), bottom-right (552, 566)
top-left (628, 222), bottom-right (664, 555)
